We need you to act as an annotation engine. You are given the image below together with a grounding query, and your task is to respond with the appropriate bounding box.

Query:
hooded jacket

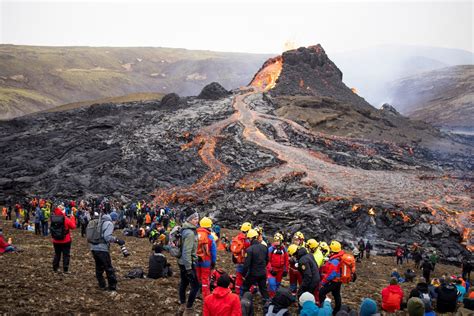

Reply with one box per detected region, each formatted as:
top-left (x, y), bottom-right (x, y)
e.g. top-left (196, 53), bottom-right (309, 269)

top-left (320, 251), bottom-right (345, 285)
top-left (296, 247), bottom-right (320, 293)
top-left (242, 239), bottom-right (268, 278)
top-left (300, 300), bottom-right (333, 316)
top-left (51, 208), bottom-right (76, 244)
top-left (381, 284), bottom-right (404, 312)
top-left (264, 287), bottom-right (294, 316)
top-left (0, 234), bottom-right (11, 253)
top-left (203, 286), bottom-right (242, 316)
top-left (435, 284), bottom-right (460, 313)
top-left (89, 214), bottom-right (116, 252)
top-left (178, 221), bottom-right (198, 270)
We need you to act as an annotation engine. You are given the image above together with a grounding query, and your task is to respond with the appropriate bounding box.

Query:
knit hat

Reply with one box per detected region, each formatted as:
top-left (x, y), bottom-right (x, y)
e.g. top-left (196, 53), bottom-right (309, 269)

top-left (153, 244), bottom-right (163, 253)
top-left (359, 298), bottom-right (378, 316)
top-left (407, 297), bottom-right (425, 316)
top-left (299, 292), bottom-right (315, 306)
top-left (390, 277), bottom-right (398, 285)
top-left (217, 273), bottom-right (231, 288)
top-left (185, 209), bottom-right (199, 222)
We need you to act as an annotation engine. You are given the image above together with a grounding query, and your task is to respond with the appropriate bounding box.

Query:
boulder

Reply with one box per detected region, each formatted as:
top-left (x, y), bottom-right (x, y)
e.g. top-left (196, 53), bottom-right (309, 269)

top-left (160, 93), bottom-right (180, 107)
top-left (197, 82), bottom-right (231, 100)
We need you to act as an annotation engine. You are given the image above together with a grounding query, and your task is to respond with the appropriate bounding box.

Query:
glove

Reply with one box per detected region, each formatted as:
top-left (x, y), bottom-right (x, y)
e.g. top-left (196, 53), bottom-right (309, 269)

top-left (116, 239), bottom-right (125, 246)
top-left (282, 271), bottom-right (288, 277)
top-left (325, 297), bottom-right (332, 304)
top-left (211, 262), bottom-right (216, 269)
top-left (270, 270), bottom-right (277, 276)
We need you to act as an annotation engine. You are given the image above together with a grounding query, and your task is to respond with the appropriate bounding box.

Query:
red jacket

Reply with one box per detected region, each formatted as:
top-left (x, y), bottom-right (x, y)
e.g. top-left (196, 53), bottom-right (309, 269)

top-left (203, 287), bottom-right (242, 316)
top-left (0, 235), bottom-right (10, 253)
top-left (267, 243), bottom-right (289, 272)
top-left (381, 284), bottom-right (404, 312)
top-left (320, 251), bottom-right (345, 285)
top-left (51, 208), bottom-right (76, 244)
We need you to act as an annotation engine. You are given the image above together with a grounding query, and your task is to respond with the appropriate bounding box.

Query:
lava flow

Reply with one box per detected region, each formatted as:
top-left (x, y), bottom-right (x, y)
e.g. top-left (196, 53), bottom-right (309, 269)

top-left (249, 56), bottom-right (283, 91)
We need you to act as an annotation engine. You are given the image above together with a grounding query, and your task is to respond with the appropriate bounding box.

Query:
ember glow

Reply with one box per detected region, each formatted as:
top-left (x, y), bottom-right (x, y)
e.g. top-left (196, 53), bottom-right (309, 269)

top-left (250, 56), bottom-right (283, 91)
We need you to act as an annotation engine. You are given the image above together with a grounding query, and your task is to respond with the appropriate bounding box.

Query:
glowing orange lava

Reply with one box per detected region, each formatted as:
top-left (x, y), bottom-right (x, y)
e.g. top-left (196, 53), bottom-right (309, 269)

top-left (250, 56), bottom-right (283, 92)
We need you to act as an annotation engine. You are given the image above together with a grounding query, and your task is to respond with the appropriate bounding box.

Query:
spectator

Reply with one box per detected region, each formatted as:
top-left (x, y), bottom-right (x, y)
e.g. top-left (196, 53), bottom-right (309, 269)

top-left (381, 278), bottom-right (404, 313)
top-left (299, 292), bottom-right (332, 316)
top-left (407, 297), bottom-right (424, 316)
top-left (203, 273), bottom-right (241, 316)
top-left (359, 298), bottom-right (378, 316)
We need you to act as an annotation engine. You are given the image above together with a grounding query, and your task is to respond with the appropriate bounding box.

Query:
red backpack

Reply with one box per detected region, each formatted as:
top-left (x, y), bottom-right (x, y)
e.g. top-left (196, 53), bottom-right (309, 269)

top-left (340, 253), bottom-right (356, 284)
top-left (230, 236), bottom-right (245, 263)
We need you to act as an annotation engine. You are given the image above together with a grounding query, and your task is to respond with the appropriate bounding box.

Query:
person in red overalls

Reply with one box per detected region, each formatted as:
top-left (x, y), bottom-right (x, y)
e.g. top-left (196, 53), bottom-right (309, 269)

top-left (231, 222), bottom-right (252, 294)
top-left (267, 232), bottom-right (289, 297)
top-left (196, 217), bottom-right (217, 298)
top-left (289, 231), bottom-right (305, 294)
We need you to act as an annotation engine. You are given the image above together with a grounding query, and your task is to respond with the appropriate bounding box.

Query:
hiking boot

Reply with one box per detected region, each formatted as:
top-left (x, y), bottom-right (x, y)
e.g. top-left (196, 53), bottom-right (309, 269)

top-left (183, 307), bottom-right (194, 316)
top-left (177, 304), bottom-right (186, 316)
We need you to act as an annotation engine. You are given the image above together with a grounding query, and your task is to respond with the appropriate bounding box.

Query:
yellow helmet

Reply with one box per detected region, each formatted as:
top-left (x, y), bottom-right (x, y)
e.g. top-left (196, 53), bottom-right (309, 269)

top-left (255, 226), bottom-right (263, 234)
top-left (288, 244), bottom-right (298, 256)
top-left (199, 217), bottom-right (213, 228)
top-left (330, 240), bottom-right (342, 253)
top-left (274, 233), bottom-right (284, 241)
top-left (247, 229), bottom-right (259, 239)
top-left (320, 242), bottom-right (329, 251)
top-left (240, 222), bottom-right (252, 232)
top-left (307, 239), bottom-right (319, 250)
top-left (293, 231), bottom-right (305, 240)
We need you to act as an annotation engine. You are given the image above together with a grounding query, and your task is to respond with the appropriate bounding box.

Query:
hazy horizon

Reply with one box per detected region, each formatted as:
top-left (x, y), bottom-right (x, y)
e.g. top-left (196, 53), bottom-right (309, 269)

top-left (1, 0), bottom-right (472, 54)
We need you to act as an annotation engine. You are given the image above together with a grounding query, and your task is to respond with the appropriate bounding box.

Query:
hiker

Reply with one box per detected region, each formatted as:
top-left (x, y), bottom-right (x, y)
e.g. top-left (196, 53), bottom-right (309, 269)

top-left (306, 239), bottom-right (325, 268)
top-left (408, 279), bottom-right (432, 301)
top-left (196, 217), bottom-right (217, 298)
top-left (395, 246), bottom-right (404, 265)
top-left (41, 206), bottom-right (50, 236)
top-left (462, 256), bottom-right (472, 282)
top-left (263, 287), bottom-right (294, 316)
top-left (241, 228), bottom-right (270, 304)
top-left (358, 239), bottom-right (365, 259)
top-left (267, 232), bottom-right (289, 297)
top-left (403, 244), bottom-right (410, 263)
top-left (51, 205), bottom-right (76, 273)
top-left (455, 278), bottom-right (467, 302)
top-left (0, 228), bottom-right (16, 253)
top-left (80, 209), bottom-right (90, 237)
top-left (352, 245), bottom-right (361, 263)
top-left (359, 298), bottom-right (379, 316)
top-left (177, 211), bottom-right (200, 316)
top-left (429, 251), bottom-right (438, 271)
top-left (391, 268), bottom-right (404, 283)
top-left (147, 244), bottom-right (171, 279)
top-left (232, 222), bottom-right (252, 294)
top-left (421, 258), bottom-right (433, 282)
top-left (289, 232), bottom-right (305, 294)
top-left (88, 211), bottom-right (125, 291)
top-left (203, 273), bottom-right (241, 316)
top-left (435, 278), bottom-right (460, 313)
top-left (288, 245), bottom-right (320, 298)
top-left (319, 240), bottom-right (344, 314)
top-left (365, 241), bottom-right (373, 259)
top-left (381, 277), bottom-right (404, 313)
top-left (407, 297), bottom-right (425, 316)
top-left (299, 292), bottom-right (333, 316)
top-left (34, 207), bottom-right (41, 235)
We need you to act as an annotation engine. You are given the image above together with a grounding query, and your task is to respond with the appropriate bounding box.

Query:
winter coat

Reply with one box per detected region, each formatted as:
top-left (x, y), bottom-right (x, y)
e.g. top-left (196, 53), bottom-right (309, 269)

top-left (203, 286), bottom-right (242, 316)
top-left (381, 284), bottom-right (404, 312)
top-left (300, 300), bottom-right (333, 316)
top-left (0, 234), bottom-right (10, 253)
top-left (421, 261), bottom-right (433, 272)
top-left (409, 282), bottom-right (431, 300)
top-left (242, 239), bottom-right (268, 278)
top-left (51, 208), bottom-right (76, 244)
top-left (268, 243), bottom-right (289, 272)
top-left (435, 284), bottom-right (459, 313)
top-left (147, 253), bottom-right (168, 279)
top-left (264, 287), bottom-right (294, 316)
top-left (89, 214), bottom-right (116, 252)
top-left (178, 222), bottom-right (198, 270)
top-left (296, 247), bottom-right (320, 294)
top-left (320, 251), bottom-right (344, 285)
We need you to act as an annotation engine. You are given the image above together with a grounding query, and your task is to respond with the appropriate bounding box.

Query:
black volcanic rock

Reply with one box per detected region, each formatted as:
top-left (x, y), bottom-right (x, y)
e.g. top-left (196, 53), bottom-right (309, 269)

top-left (197, 82), bottom-right (231, 100)
top-left (160, 93), bottom-right (180, 107)
top-left (380, 103), bottom-right (401, 116)
top-left (270, 45), bottom-right (373, 111)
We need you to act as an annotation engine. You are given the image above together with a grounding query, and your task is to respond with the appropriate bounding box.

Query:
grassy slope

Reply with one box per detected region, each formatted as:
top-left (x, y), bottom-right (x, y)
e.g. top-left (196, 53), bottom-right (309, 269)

top-left (0, 45), bottom-right (270, 119)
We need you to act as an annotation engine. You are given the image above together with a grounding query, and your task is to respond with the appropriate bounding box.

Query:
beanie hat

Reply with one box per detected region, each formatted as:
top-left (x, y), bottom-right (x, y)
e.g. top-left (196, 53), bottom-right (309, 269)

top-left (359, 298), bottom-right (378, 316)
top-left (390, 277), bottom-right (398, 285)
top-left (407, 297), bottom-right (425, 316)
top-left (217, 273), bottom-right (231, 288)
top-left (153, 244), bottom-right (163, 253)
top-left (299, 292), bottom-right (315, 306)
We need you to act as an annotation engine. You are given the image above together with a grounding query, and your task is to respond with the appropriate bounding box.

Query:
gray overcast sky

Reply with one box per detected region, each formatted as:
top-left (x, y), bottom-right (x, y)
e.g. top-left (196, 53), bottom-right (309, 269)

top-left (1, 0), bottom-right (472, 54)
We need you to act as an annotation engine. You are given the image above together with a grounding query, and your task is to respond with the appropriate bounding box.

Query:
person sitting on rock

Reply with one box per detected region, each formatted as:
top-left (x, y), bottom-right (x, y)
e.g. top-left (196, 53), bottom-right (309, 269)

top-left (381, 278), bottom-right (404, 313)
top-left (147, 244), bottom-right (172, 279)
top-left (0, 228), bottom-right (16, 253)
top-left (391, 268), bottom-right (404, 283)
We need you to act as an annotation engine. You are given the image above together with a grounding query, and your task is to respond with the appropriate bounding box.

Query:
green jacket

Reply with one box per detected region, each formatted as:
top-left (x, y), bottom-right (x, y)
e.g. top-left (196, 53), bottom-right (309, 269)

top-left (178, 222), bottom-right (197, 270)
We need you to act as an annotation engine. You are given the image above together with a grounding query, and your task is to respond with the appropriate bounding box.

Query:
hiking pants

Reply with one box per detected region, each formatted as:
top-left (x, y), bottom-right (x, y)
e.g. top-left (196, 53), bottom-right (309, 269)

top-left (41, 221), bottom-right (49, 236)
top-left (34, 223), bottom-right (41, 235)
top-left (396, 256), bottom-right (403, 265)
top-left (53, 242), bottom-right (71, 272)
top-left (319, 281), bottom-right (342, 315)
top-left (92, 250), bottom-right (117, 290)
top-left (179, 264), bottom-right (200, 308)
top-left (196, 266), bottom-right (211, 298)
top-left (242, 274), bottom-right (269, 303)
top-left (268, 269), bottom-right (284, 297)
top-left (289, 266), bottom-right (302, 293)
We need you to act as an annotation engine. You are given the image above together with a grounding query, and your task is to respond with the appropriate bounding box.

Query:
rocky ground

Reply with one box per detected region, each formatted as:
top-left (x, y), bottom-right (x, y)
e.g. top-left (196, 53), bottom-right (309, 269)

top-left (0, 223), bottom-right (463, 315)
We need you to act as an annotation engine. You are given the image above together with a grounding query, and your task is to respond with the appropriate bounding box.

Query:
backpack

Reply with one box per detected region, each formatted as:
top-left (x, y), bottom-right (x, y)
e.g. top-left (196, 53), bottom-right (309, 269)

top-left (340, 253), bottom-right (356, 284)
top-left (125, 267), bottom-right (144, 279)
top-left (231, 235), bottom-right (245, 263)
top-left (86, 215), bottom-right (105, 245)
top-left (420, 292), bottom-right (431, 301)
top-left (50, 215), bottom-right (67, 240)
top-left (197, 229), bottom-right (210, 260)
top-left (266, 305), bottom-right (288, 316)
top-left (169, 226), bottom-right (183, 258)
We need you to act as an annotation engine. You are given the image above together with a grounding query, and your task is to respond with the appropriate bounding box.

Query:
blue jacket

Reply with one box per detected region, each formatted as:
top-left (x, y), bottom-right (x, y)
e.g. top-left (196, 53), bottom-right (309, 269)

top-left (300, 300), bottom-right (333, 316)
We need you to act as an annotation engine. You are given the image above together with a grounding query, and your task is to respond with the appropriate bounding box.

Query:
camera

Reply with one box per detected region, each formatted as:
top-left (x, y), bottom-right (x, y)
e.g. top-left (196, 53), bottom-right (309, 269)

top-left (120, 244), bottom-right (130, 257)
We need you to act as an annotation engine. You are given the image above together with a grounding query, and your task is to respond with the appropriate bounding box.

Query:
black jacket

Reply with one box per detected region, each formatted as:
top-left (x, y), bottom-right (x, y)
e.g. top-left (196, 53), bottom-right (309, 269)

top-left (147, 253), bottom-right (167, 279)
top-left (296, 247), bottom-right (320, 293)
top-left (421, 261), bottom-right (433, 272)
top-left (409, 282), bottom-right (430, 299)
top-left (242, 239), bottom-right (268, 277)
top-left (435, 284), bottom-right (460, 313)
top-left (264, 287), bottom-right (293, 316)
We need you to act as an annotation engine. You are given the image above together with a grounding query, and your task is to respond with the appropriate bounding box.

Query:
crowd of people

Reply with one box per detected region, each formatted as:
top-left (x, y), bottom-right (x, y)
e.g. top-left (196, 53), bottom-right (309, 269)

top-left (1, 197), bottom-right (473, 316)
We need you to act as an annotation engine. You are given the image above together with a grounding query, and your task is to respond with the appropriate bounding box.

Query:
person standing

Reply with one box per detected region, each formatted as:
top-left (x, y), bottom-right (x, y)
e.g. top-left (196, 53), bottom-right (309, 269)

top-left (241, 229), bottom-right (270, 305)
top-left (41, 205), bottom-right (50, 236)
top-left (421, 258), bottom-right (433, 283)
top-left (231, 222), bottom-right (252, 294)
top-left (289, 232), bottom-right (305, 294)
top-left (429, 251), bottom-right (438, 271)
top-left (290, 246), bottom-right (320, 298)
top-left (196, 217), bottom-right (217, 298)
top-left (89, 212), bottom-right (125, 291)
top-left (365, 241), bottom-right (373, 259)
top-left (178, 211), bottom-right (200, 316)
top-left (319, 240), bottom-right (345, 314)
top-left (267, 233), bottom-right (289, 297)
top-left (395, 246), bottom-right (404, 265)
top-left (50, 206), bottom-right (76, 273)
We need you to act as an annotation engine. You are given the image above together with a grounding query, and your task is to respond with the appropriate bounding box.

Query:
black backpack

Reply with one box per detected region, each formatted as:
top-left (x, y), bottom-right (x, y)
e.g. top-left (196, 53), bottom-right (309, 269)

top-left (50, 215), bottom-right (67, 240)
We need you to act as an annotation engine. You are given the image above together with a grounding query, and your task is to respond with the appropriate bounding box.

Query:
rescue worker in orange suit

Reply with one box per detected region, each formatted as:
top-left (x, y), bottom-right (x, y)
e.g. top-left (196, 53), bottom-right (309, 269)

top-left (267, 233), bottom-right (289, 297)
top-left (319, 241), bottom-right (345, 314)
top-left (232, 222), bottom-right (252, 294)
top-left (289, 231), bottom-right (305, 294)
top-left (196, 217), bottom-right (217, 298)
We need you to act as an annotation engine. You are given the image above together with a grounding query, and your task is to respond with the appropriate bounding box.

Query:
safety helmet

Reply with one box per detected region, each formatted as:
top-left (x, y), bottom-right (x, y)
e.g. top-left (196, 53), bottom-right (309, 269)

top-left (273, 233), bottom-right (284, 241)
top-left (255, 226), bottom-right (263, 234)
top-left (247, 229), bottom-right (259, 239)
top-left (320, 241), bottom-right (329, 251)
top-left (240, 222), bottom-right (252, 232)
top-left (307, 239), bottom-right (319, 250)
top-left (288, 244), bottom-right (298, 256)
top-left (199, 217), bottom-right (213, 228)
top-left (293, 231), bottom-right (304, 240)
top-left (330, 240), bottom-right (342, 253)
